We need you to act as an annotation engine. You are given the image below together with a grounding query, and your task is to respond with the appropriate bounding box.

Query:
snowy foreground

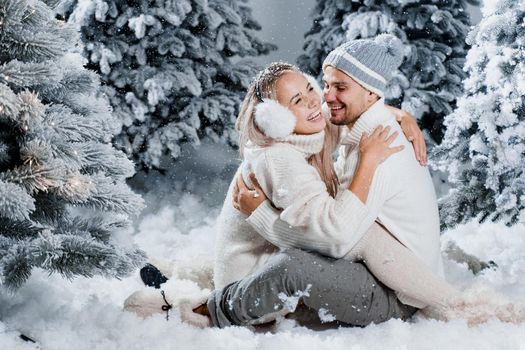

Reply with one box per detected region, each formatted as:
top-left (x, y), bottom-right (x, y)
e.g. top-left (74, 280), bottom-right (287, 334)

top-left (1, 190), bottom-right (525, 350)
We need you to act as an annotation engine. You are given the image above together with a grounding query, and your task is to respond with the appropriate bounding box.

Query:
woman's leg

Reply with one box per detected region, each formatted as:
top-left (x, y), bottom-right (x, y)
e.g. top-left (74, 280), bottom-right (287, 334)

top-left (352, 222), bottom-right (459, 310)
top-left (349, 224), bottom-right (525, 325)
top-left (207, 248), bottom-right (417, 328)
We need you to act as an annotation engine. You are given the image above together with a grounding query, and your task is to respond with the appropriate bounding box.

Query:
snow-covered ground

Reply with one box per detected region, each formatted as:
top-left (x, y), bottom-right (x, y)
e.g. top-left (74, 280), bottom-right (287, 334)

top-left (1, 143), bottom-right (525, 349)
top-left (1, 187), bottom-right (525, 350)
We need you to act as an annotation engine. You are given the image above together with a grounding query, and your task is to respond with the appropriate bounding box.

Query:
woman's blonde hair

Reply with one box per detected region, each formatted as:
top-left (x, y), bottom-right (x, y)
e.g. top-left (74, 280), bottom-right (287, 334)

top-left (236, 62), bottom-right (339, 197)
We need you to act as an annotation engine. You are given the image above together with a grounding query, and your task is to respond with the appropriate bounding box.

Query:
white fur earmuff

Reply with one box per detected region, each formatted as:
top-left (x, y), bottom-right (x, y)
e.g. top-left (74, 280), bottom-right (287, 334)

top-left (255, 99), bottom-right (297, 139)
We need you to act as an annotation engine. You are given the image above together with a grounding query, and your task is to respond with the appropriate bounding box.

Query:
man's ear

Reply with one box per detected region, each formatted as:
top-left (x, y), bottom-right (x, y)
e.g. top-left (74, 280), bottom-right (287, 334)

top-left (367, 91), bottom-right (379, 104)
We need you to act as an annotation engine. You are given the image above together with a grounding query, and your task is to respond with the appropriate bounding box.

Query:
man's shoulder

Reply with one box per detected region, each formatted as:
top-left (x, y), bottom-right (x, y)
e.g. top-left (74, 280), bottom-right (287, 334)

top-left (380, 147), bottom-right (432, 185)
top-left (355, 106), bottom-right (401, 141)
top-left (363, 101), bottom-right (397, 125)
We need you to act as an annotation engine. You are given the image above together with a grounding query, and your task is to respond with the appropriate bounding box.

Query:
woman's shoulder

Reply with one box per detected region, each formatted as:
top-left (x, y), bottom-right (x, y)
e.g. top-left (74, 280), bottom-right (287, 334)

top-left (245, 142), bottom-right (304, 159)
top-left (243, 143), bottom-right (304, 172)
top-left (246, 144), bottom-right (310, 177)
top-left (263, 143), bottom-right (308, 163)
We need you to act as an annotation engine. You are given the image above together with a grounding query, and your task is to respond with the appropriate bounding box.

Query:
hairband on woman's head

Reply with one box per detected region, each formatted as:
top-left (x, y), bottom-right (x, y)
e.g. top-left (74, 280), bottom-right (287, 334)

top-left (253, 63), bottom-right (312, 103)
top-left (253, 64), bottom-right (288, 102)
top-left (255, 80), bottom-right (263, 102)
top-left (254, 71), bottom-right (264, 102)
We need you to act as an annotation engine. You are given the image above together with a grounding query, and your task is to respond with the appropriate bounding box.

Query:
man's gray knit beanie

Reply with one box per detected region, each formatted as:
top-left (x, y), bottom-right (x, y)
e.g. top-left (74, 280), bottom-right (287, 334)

top-left (322, 34), bottom-right (404, 97)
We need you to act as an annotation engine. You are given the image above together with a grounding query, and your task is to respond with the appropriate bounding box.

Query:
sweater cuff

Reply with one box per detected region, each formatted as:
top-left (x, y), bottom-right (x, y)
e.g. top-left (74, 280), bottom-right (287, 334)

top-left (246, 200), bottom-right (280, 234)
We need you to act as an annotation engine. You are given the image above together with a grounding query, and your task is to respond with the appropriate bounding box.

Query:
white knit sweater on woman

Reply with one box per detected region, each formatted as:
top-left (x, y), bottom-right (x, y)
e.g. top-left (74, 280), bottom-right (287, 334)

top-left (213, 129), bottom-right (370, 290)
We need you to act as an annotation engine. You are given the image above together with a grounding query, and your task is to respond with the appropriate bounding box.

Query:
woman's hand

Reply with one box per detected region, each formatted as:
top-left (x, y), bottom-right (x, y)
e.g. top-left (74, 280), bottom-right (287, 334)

top-left (386, 105), bottom-right (427, 166)
top-left (359, 125), bottom-right (404, 167)
top-left (232, 172), bottom-right (267, 216)
top-left (350, 125), bottom-right (404, 204)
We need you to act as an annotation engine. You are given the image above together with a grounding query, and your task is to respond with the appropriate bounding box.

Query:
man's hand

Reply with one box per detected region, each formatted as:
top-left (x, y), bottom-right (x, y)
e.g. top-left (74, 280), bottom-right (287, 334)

top-left (398, 112), bottom-right (426, 166)
top-left (386, 105), bottom-right (427, 166)
top-left (232, 172), bottom-right (267, 216)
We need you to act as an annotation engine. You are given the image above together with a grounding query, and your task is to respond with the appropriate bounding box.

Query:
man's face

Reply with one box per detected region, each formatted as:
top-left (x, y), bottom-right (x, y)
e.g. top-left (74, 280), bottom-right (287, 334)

top-left (323, 66), bottom-right (374, 126)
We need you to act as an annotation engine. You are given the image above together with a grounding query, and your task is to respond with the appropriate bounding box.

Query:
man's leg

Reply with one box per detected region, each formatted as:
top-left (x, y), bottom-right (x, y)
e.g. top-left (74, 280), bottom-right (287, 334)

top-left (207, 248), bottom-right (416, 328)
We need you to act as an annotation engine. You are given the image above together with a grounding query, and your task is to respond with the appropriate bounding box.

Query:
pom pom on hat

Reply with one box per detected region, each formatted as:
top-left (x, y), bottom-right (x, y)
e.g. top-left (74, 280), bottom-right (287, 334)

top-left (255, 99), bottom-right (296, 139)
top-left (374, 34), bottom-right (404, 68)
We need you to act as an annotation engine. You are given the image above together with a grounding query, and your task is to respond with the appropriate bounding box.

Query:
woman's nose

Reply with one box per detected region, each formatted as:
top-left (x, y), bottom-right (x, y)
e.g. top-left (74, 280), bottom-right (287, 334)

top-left (307, 93), bottom-right (319, 108)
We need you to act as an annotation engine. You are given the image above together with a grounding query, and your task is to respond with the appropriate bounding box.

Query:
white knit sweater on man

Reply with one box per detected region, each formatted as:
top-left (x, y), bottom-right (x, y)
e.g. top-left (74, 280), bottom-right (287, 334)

top-left (213, 129), bottom-right (370, 290)
top-left (246, 99), bottom-right (445, 306)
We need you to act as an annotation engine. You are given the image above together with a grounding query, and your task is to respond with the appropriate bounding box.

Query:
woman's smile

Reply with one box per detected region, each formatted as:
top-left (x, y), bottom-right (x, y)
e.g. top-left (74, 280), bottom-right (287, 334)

top-left (307, 111), bottom-right (323, 122)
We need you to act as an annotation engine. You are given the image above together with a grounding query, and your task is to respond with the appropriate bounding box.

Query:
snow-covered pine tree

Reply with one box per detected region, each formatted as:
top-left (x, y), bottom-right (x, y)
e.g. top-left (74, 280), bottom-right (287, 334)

top-left (0, 0), bottom-right (145, 290)
top-left (433, 0), bottom-right (525, 230)
top-left (298, 0), bottom-right (478, 142)
top-left (60, 0), bottom-right (275, 170)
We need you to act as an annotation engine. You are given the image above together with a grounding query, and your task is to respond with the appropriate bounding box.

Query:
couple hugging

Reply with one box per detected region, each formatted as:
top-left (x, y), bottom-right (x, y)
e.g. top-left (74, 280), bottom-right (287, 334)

top-left (125, 34), bottom-right (524, 328)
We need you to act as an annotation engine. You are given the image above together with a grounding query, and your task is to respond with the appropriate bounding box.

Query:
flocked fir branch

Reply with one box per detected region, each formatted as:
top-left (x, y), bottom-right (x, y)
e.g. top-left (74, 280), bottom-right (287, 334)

top-left (0, 0), bottom-right (145, 291)
top-left (59, 0), bottom-right (276, 170)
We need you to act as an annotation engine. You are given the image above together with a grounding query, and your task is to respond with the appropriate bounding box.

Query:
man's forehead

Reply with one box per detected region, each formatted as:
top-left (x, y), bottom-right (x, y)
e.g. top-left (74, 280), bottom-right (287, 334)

top-left (322, 67), bottom-right (356, 84)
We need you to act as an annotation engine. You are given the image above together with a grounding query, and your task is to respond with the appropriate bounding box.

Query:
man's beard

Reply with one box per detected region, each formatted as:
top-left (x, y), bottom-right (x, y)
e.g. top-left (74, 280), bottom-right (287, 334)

top-left (329, 108), bottom-right (357, 126)
top-left (329, 116), bottom-right (351, 126)
top-left (329, 101), bottom-right (368, 126)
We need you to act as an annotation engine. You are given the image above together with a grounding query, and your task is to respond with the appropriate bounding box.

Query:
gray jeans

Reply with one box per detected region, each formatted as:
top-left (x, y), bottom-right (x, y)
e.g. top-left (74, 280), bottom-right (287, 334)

top-left (208, 248), bottom-right (417, 328)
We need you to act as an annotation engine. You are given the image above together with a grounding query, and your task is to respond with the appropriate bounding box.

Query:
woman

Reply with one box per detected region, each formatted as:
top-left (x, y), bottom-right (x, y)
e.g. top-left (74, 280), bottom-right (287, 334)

top-left (125, 62), bottom-right (522, 328)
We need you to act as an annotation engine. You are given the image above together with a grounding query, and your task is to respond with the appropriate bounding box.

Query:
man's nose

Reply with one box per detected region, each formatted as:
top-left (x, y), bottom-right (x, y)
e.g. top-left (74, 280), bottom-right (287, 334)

top-left (324, 87), bottom-right (334, 102)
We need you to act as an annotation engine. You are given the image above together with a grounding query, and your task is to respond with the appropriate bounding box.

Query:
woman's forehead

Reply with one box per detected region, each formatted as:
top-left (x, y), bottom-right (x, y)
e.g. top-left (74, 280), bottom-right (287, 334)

top-left (276, 72), bottom-right (307, 91)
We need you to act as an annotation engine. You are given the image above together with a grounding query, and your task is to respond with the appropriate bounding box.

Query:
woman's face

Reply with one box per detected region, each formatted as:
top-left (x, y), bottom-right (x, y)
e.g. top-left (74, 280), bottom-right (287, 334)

top-left (275, 71), bottom-right (325, 135)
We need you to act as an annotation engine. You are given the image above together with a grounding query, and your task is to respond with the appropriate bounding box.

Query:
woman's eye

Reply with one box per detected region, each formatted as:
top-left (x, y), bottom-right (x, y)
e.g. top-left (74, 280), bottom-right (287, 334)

top-left (295, 98), bottom-right (302, 105)
top-left (308, 86), bottom-right (314, 91)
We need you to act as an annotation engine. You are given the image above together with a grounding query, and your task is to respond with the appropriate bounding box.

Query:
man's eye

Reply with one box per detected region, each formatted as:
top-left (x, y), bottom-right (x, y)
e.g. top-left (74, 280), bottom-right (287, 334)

top-left (308, 86), bottom-right (314, 91)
